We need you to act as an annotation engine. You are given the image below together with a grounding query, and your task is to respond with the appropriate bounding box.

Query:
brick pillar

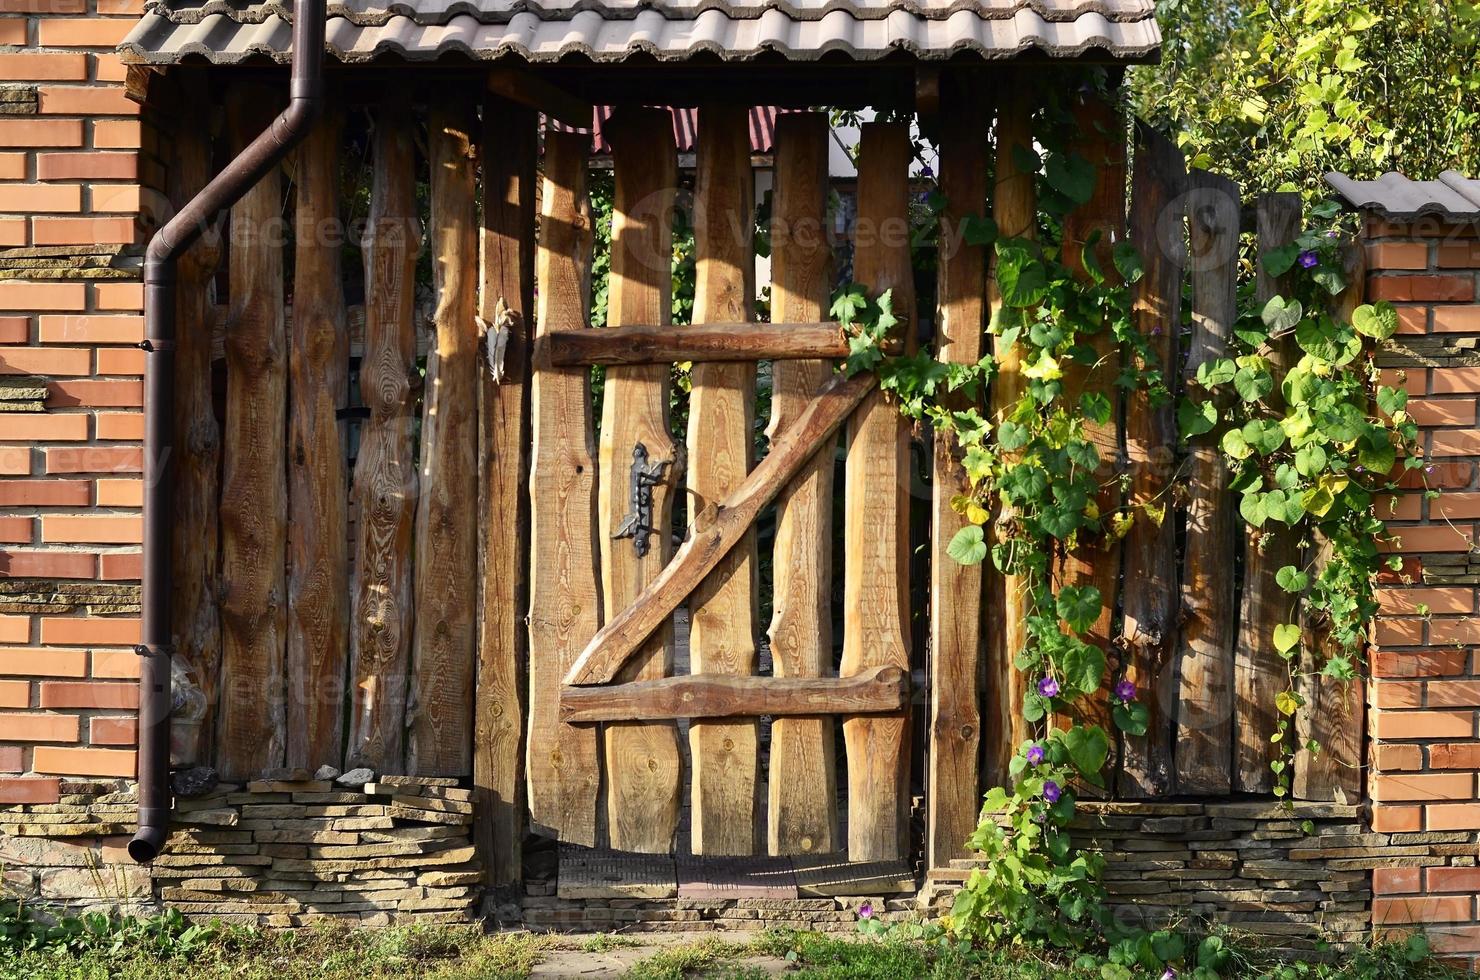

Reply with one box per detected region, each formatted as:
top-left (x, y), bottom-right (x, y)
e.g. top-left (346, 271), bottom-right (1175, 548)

top-left (1366, 216), bottom-right (1480, 962)
top-left (0, 0), bottom-right (148, 805)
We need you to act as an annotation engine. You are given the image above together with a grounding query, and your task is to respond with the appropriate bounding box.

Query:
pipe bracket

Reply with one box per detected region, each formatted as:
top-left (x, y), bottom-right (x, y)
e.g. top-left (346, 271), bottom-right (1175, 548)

top-left (134, 643), bottom-right (176, 658)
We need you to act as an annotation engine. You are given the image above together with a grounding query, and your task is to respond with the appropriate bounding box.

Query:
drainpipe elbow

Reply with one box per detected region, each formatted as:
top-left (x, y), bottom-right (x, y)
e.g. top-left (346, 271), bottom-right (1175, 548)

top-left (128, 810), bottom-right (170, 864)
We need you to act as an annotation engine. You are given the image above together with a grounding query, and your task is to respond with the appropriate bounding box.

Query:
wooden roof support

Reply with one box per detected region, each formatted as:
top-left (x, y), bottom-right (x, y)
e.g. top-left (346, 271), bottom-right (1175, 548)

top-left (487, 67), bottom-right (593, 128)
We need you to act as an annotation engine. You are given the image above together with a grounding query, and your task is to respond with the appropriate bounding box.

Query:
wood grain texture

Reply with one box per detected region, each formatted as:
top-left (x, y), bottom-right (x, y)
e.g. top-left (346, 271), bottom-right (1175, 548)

top-left (542, 322), bottom-right (852, 366)
top-left (475, 95), bottom-right (537, 882)
top-left (1118, 122), bottom-right (1186, 799)
top-left (562, 666), bottom-right (908, 723)
top-left (1233, 192), bottom-right (1304, 794)
top-left (286, 111), bottom-right (351, 772)
top-left (1176, 168), bottom-right (1241, 795)
top-left (408, 101), bottom-right (481, 777)
top-left (568, 370), bottom-right (876, 688)
top-left (526, 128), bottom-right (602, 846)
top-left (688, 104), bottom-right (760, 857)
top-left (217, 84), bottom-right (288, 782)
top-left (598, 107), bottom-right (683, 854)
top-left (927, 76), bottom-right (988, 870)
top-left (168, 90), bottom-right (222, 768)
top-left (765, 111), bottom-right (838, 859)
top-left (346, 99), bottom-right (420, 773)
top-left (1054, 90), bottom-right (1127, 751)
top-left (842, 121), bottom-right (913, 862)
top-left (983, 92), bottom-right (1035, 790)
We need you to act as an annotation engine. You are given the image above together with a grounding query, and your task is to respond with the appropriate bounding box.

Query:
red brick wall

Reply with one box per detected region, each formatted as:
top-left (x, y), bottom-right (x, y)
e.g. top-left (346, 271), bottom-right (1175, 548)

top-left (1367, 216), bottom-right (1480, 962)
top-left (0, 0), bottom-right (146, 805)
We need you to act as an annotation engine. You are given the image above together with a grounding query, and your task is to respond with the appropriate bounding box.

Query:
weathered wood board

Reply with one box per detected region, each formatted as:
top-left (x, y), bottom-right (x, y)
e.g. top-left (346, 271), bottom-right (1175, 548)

top-left (598, 107), bottom-right (683, 854)
top-left (346, 99), bottom-right (420, 774)
top-left (765, 111), bottom-right (839, 859)
top-left (217, 83), bottom-right (288, 782)
top-left (842, 121), bottom-right (913, 862)
top-left (526, 128), bottom-right (602, 846)
top-left (927, 75), bottom-right (989, 869)
top-left (475, 95), bottom-right (537, 882)
top-left (1118, 122), bottom-right (1185, 799)
top-left (562, 666), bottom-right (908, 723)
top-left (544, 321), bottom-right (853, 366)
top-left (1176, 168), bottom-right (1241, 795)
top-left (286, 110), bottom-right (350, 772)
top-left (408, 101), bottom-right (481, 777)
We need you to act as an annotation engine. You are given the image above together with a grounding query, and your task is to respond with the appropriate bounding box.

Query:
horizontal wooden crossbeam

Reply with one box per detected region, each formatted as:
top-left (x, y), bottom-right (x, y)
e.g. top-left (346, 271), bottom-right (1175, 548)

top-left (539, 321), bottom-right (868, 367)
top-left (487, 69), bottom-right (592, 129)
top-left (563, 369), bottom-right (877, 686)
top-left (560, 665), bottom-right (908, 723)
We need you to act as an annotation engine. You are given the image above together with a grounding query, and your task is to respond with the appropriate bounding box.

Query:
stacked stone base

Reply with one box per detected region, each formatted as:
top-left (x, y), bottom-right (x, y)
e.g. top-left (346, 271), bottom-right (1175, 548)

top-left (0, 775), bottom-right (481, 926)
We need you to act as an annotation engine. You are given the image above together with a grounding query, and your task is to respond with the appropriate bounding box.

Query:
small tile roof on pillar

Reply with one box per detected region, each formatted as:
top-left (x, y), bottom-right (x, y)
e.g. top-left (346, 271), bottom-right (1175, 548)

top-left (1326, 171), bottom-right (1480, 223)
top-left (119, 0), bottom-right (1161, 65)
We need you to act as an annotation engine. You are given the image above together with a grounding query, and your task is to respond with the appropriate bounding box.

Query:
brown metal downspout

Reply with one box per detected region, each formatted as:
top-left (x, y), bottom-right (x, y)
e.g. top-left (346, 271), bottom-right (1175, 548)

top-left (130, 1), bottom-right (327, 864)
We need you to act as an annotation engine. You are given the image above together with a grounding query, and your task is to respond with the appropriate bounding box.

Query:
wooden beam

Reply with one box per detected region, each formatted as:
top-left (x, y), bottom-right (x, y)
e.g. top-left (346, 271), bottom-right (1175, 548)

top-left (927, 74), bottom-right (988, 871)
top-left (561, 666), bottom-right (909, 724)
top-left (407, 100), bottom-right (481, 777)
top-left (487, 68), bottom-right (593, 129)
top-left (566, 369), bottom-right (877, 688)
top-left (540, 321), bottom-right (857, 367)
top-left (766, 111), bottom-right (839, 859)
top-left (216, 82), bottom-right (288, 783)
top-left (1175, 168), bottom-right (1241, 795)
top-left (286, 110), bottom-right (351, 772)
top-left (525, 128), bottom-right (602, 847)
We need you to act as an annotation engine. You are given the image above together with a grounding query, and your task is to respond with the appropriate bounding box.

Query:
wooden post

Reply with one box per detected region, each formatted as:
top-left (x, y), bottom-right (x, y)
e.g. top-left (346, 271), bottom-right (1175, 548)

top-left (286, 110), bottom-right (350, 771)
top-left (1118, 122), bottom-right (1186, 799)
top-left (843, 121), bottom-right (913, 862)
top-left (346, 99), bottom-right (420, 773)
top-left (1055, 89), bottom-right (1127, 754)
top-left (983, 91), bottom-right (1035, 790)
top-left (408, 101), bottom-right (480, 777)
top-left (688, 104), bottom-right (760, 856)
top-left (217, 83), bottom-right (288, 782)
top-left (1233, 192), bottom-right (1303, 794)
top-left (475, 95), bottom-right (537, 881)
top-left (766, 111), bottom-right (839, 858)
top-left (599, 107), bottom-right (683, 854)
top-left (526, 128), bottom-right (601, 846)
top-left (168, 87), bottom-right (222, 768)
top-left (927, 75), bottom-right (988, 869)
top-left (1176, 169), bottom-right (1241, 795)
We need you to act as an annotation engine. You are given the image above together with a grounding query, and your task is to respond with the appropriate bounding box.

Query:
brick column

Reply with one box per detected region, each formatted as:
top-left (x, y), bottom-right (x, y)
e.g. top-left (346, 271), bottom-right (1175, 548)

top-left (0, 0), bottom-right (147, 805)
top-left (1366, 216), bottom-right (1480, 963)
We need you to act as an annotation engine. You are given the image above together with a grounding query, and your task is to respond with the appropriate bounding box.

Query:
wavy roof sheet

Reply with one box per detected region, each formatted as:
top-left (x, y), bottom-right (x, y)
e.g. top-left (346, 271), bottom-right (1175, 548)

top-left (120, 0), bottom-right (1160, 65)
top-left (1326, 171), bottom-right (1480, 223)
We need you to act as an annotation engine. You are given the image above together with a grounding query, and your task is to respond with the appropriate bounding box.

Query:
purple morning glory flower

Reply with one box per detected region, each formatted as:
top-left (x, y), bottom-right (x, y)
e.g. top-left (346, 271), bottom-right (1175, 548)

top-left (1043, 780), bottom-right (1062, 804)
top-left (1026, 744), bottom-right (1046, 766)
top-left (1298, 250), bottom-right (1319, 269)
top-left (1162, 970), bottom-right (1178, 980)
top-left (1037, 676), bottom-right (1060, 698)
top-left (1114, 679), bottom-right (1137, 702)
top-left (858, 902), bottom-right (873, 919)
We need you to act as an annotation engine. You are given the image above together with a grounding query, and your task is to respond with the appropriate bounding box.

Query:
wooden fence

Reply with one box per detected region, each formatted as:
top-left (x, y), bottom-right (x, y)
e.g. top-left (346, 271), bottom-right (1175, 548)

top-left (163, 74), bottom-right (1365, 884)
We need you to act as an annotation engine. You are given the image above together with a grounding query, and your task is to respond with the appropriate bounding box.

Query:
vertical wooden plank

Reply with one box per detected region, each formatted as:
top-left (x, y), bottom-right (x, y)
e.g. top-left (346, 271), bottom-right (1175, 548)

top-left (843, 121), bottom-right (913, 862)
top-left (688, 104), bottom-right (759, 856)
top-left (1294, 243), bottom-right (1365, 804)
top-left (476, 95), bottom-right (537, 882)
top-left (1055, 90), bottom-right (1127, 752)
top-left (169, 87), bottom-right (222, 767)
top-left (286, 110), bottom-right (351, 771)
top-left (346, 99), bottom-right (420, 773)
top-left (1176, 169), bottom-right (1240, 795)
top-left (217, 83), bottom-right (288, 782)
top-left (983, 92), bottom-right (1035, 790)
top-left (927, 76), bottom-right (988, 870)
top-left (1233, 192), bottom-right (1303, 794)
top-left (766, 112), bottom-right (839, 859)
top-left (527, 128), bottom-right (601, 846)
top-left (599, 107), bottom-right (682, 854)
top-left (1118, 122), bottom-right (1185, 799)
top-left (407, 101), bottom-right (480, 777)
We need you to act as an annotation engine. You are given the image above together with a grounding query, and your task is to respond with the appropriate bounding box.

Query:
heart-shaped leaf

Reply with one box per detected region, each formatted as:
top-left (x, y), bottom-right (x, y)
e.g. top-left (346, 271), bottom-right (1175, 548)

top-left (1273, 623), bottom-right (1302, 653)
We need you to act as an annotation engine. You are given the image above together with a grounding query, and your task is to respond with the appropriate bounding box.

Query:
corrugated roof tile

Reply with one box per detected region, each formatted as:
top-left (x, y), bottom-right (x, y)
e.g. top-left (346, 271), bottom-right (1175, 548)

top-left (1327, 171), bottom-right (1480, 223)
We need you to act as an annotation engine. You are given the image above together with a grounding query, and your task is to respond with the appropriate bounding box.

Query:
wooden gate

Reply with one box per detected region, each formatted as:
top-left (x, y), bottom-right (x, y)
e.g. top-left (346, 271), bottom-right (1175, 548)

top-left (526, 107), bottom-right (918, 862)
